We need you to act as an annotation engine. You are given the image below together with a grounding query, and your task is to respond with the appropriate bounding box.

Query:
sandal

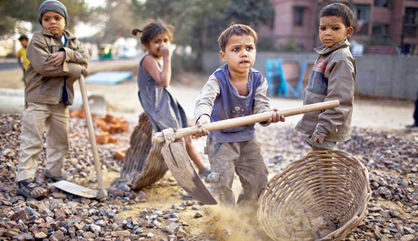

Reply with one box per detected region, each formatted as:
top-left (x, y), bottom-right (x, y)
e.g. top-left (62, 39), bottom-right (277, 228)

top-left (44, 170), bottom-right (66, 182)
top-left (16, 179), bottom-right (46, 199)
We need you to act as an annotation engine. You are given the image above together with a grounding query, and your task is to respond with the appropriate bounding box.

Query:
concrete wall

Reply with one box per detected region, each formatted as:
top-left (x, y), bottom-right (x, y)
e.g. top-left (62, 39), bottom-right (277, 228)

top-left (200, 52), bottom-right (418, 100)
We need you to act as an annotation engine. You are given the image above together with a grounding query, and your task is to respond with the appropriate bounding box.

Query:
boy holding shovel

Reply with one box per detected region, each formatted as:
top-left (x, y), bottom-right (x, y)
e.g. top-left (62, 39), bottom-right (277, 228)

top-left (194, 23), bottom-right (284, 207)
top-left (16, 0), bottom-right (89, 199)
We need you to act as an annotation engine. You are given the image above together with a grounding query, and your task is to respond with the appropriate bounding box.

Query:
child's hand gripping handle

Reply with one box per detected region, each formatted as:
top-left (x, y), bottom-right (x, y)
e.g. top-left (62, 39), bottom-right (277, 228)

top-left (153, 100), bottom-right (340, 144)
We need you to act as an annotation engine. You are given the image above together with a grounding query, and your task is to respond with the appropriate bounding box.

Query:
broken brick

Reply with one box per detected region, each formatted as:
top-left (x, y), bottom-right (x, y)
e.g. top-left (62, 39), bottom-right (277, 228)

top-left (95, 132), bottom-right (110, 144)
top-left (114, 149), bottom-right (126, 161)
top-left (70, 110), bottom-right (80, 118)
top-left (104, 114), bottom-right (114, 123)
top-left (109, 123), bottom-right (122, 134)
top-left (109, 136), bottom-right (118, 144)
top-left (96, 119), bottom-right (108, 132)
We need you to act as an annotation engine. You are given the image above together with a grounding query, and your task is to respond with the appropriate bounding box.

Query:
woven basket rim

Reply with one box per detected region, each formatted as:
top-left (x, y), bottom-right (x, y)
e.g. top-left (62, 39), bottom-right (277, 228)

top-left (258, 150), bottom-right (371, 241)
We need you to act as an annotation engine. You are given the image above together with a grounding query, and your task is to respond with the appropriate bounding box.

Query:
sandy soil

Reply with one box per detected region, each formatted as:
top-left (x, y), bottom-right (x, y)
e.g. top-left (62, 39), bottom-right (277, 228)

top-left (1, 59), bottom-right (414, 129)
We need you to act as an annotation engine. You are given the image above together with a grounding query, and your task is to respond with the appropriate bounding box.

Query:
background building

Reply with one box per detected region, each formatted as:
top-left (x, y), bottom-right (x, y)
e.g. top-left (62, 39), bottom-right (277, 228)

top-left (258, 0), bottom-right (418, 54)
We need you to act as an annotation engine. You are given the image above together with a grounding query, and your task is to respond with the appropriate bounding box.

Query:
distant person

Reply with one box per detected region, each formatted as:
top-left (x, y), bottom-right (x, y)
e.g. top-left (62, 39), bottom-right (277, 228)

top-left (16, 0), bottom-right (89, 199)
top-left (17, 35), bottom-right (30, 82)
top-left (407, 91), bottom-right (418, 128)
top-left (194, 23), bottom-right (285, 207)
top-left (132, 21), bottom-right (209, 178)
top-left (295, 2), bottom-right (356, 150)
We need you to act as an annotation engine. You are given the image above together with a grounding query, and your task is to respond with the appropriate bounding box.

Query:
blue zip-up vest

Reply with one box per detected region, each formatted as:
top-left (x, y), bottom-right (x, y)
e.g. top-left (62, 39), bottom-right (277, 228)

top-left (210, 64), bottom-right (264, 143)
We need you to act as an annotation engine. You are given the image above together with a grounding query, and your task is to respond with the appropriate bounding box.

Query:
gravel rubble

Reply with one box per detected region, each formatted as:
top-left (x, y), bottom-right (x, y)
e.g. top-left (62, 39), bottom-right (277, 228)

top-left (0, 114), bottom-right (417, 240)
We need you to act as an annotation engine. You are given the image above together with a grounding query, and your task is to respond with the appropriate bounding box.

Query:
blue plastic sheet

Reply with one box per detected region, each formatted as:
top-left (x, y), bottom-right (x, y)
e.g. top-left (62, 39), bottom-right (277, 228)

top-left (85, 72), bottom-right (133, 84)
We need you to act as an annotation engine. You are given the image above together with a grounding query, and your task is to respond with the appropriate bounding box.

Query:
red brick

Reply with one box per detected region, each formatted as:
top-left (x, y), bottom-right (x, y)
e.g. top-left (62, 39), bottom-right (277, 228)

top-left (114, 149), bottom-right (126, 161)
top-left (95, 132), bottom-right (110, 144)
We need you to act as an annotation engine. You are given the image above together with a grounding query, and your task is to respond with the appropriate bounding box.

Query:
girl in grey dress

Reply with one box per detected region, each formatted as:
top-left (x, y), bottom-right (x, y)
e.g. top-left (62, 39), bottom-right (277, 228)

top-left (132, 21), bottom-right (209, 177)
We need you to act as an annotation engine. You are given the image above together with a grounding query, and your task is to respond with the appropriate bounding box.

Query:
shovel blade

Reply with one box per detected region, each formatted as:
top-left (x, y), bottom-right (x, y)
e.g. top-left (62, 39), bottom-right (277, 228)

top-left (51, 180), bottom-right (98, 198)
top-left (161, 142), bottom-right (217, 205)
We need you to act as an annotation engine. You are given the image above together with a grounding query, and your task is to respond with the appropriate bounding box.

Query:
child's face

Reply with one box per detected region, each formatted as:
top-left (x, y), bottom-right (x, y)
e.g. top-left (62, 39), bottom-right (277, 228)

top-left (20, 39), bottom-right (28, 48)
top-left (319, 16), bottom-right (353, 48)
top-left (41, 11), bottom-right (66, 36)
top-left (146, 32), bottom-right (170, 58)
top-left (220, 34), bottom-right (256, 74)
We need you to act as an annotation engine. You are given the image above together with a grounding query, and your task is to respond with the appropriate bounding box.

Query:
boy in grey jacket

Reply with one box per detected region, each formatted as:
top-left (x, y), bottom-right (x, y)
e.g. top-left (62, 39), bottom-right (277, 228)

top-left (195, 24), bottom-right (284, 207)
top-left (296, 3), bottom-right (356, 150)
top-left (16, 0), bottom-right (89, 199)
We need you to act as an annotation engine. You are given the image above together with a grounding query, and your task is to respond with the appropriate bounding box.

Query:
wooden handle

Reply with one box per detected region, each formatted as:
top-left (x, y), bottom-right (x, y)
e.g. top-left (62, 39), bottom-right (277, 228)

top-left (153, 100), bottom-right (340, 144)
top-left (79, 75), bottom-right (106, 200)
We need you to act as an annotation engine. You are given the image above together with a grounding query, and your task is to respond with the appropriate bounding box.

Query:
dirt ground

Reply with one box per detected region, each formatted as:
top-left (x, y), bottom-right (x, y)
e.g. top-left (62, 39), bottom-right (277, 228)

top-left (0, 59), bottom-right (416, 240)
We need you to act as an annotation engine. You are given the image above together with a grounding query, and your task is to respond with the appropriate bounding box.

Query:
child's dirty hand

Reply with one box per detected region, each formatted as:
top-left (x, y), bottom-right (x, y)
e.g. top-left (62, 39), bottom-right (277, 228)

top-left (81, 67), bottom-right (88, 77)
top-left (195, 114), bottom-right (210, 137)
top-left (48, 51), bottom-right (65, 67)
top-left (311, 134), bottom-right (323, 144)
top-left (269, 109), bottom-right (285, 123)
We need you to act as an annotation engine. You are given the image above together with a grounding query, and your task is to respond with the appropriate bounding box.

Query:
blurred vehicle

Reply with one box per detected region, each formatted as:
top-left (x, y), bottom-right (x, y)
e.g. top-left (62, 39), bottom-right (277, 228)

top-left (98, 44), bottom-right (113, 60)
top-left (118, 46), bottom-right (141, 59)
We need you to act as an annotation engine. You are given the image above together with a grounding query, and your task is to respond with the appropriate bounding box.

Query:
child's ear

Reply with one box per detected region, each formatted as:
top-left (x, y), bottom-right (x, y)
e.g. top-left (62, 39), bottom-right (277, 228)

top-left (219, 50), bottom-right (225, 62)
top-left (346, 26), bottom-right (354, 37)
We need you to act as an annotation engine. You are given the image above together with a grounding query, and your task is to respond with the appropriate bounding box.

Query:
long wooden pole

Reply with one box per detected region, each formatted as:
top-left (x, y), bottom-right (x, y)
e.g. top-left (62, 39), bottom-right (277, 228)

top-left (154, 100), bottom-right (340, 144)
top-left (79, 75), bottom-right (107, 200)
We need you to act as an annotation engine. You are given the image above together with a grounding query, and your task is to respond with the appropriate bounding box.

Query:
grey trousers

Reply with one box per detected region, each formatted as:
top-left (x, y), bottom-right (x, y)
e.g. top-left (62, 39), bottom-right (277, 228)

top-left (17, 102), bottom-right (69, 182)
top-left (206, 137), bottom-right (268, 207)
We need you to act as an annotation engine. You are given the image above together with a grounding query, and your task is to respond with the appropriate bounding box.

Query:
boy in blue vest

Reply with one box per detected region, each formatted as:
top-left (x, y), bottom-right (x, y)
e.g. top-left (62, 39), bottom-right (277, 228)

top-left (194, 23), bottom-right (285, 207)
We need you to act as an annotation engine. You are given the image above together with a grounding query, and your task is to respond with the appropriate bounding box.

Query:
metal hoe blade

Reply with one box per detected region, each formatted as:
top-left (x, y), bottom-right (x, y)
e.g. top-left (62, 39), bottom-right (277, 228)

top-left (50, 180), bottom-right (98, 199)
top-left (161, 142), bottom-right (217, 205)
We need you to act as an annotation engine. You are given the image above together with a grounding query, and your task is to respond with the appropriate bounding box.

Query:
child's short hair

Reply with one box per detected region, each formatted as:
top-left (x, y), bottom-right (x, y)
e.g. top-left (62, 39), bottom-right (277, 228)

top-left (217, 23), bottom-right (258, 52)
top-left (132, 20), bottom-right (174, 45)
top-left (18, 35), bottom-right (29, 41)
top-left (320, 3), bottom-right (354, 28)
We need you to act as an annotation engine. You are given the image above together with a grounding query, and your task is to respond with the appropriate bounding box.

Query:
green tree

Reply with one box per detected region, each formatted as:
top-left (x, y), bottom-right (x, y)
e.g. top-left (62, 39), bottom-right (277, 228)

top-left (129, 0), bottom-right (275, 70)
top-left (89, 0), bottom-right (136, 44)
top-left (223, 0), bottom-right (274, 27)
top-left (131, 0), bottom-right (228, 47)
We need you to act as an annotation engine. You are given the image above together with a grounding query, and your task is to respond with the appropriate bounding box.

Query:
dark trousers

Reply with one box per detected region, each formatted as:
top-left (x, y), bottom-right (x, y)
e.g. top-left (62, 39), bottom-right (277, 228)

top-left (414, 91), bottom-right (418, 125)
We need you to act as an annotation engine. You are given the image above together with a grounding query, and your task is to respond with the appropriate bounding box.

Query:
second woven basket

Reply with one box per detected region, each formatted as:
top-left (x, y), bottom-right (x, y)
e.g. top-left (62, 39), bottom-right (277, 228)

top-left (258, 150), bottom-right (371, 241)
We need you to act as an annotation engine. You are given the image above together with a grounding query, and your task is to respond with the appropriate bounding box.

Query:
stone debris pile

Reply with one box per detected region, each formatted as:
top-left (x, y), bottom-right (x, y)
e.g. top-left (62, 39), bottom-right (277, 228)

top-left (0, 114), bottom-right (416, 240)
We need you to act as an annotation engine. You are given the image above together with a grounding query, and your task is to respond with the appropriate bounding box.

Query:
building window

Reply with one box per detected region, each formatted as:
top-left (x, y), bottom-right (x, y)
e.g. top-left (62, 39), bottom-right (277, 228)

top-left (403, 8), bottom-right (418, 37)
top-left (354, 4), bottom-right (370, 35)
top-left (374, 0), bottom-right (389, 7)
top-left (293, 7), bottom-right (304, 26)
top-left (372, 23), bottom-right (389, 36)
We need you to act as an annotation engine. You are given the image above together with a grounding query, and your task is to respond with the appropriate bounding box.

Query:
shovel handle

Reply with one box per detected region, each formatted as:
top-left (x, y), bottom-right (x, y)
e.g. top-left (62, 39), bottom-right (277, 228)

top-left (153, 100), bottom-right (339, 144)
top-left (79, 75), bottom-right (106, 200)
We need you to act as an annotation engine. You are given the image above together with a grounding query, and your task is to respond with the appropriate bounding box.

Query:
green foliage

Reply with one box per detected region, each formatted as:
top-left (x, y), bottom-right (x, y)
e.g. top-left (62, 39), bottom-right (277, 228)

top-left (129, 0), bottom-right (274, 70)
top-left (224, 0), bottom-right (274, 27)
top-left (131, 0), bottom-right (229, 47)
top-left (89, 0), bottom-right (136, 43)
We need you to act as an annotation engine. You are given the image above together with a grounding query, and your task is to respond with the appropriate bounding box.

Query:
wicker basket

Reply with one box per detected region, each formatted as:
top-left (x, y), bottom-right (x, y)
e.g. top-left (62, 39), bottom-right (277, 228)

top-left (119, 113), bottom-right (167, 189)
top-left (258, 150), bottom-right (371, 241)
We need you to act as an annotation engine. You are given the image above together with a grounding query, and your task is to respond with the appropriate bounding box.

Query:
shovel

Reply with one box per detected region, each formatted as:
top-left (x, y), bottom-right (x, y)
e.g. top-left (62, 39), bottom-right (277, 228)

top-left (154, 100), bottom-right (340, 205)
top-left (51, 75), bottom-right (107, 200)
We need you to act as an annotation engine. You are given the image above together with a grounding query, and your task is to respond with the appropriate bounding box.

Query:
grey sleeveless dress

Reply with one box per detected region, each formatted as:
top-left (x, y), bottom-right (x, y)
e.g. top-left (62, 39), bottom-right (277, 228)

top-left (137, 54), bottom-right (188, 131)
